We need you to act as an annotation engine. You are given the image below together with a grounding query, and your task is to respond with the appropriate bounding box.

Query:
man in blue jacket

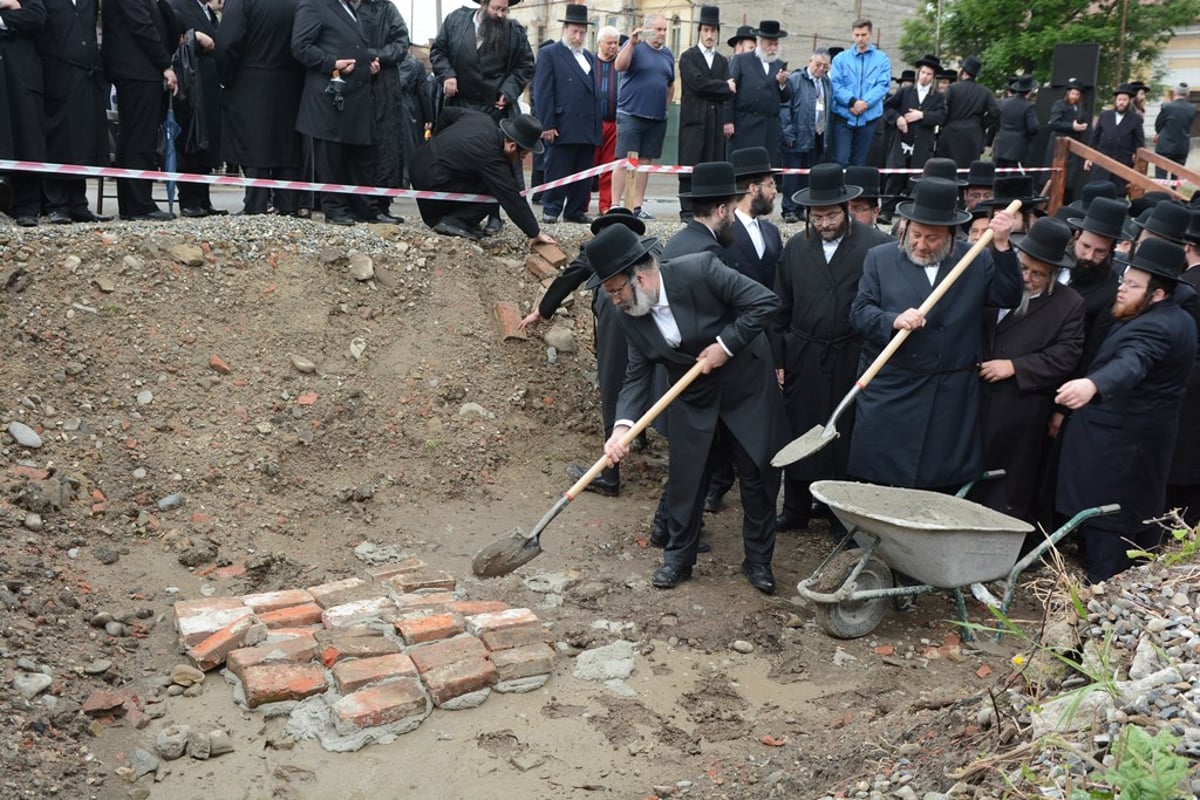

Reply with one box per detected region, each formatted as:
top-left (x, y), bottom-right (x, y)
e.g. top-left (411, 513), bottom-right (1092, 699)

top-left (828, 18), bottom-right (891, 167)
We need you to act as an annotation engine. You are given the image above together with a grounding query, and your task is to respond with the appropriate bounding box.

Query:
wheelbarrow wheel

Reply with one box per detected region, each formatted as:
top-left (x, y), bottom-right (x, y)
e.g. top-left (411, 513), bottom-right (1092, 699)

top-left (812, 550), bottom-right (894, 639)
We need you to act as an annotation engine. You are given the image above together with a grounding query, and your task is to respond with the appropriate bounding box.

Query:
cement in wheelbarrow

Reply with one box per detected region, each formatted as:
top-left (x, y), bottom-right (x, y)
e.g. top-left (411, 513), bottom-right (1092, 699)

top-left (809, 481), bottom-right (1035, 588)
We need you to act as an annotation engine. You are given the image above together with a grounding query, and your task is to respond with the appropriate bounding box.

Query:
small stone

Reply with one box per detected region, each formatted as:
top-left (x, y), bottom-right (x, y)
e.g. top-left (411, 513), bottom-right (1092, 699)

top-left (731, 640), bottom-right (754, 654)
top-left (64, 255), bottom-right (82, 271)
top-left (62, 417), bottom-right (81, 432)
top-left (13, 672), bottom-right (53, 700)
top-left (23, 513), bottom-right (43, 532)
top-left (136, 390), bottom-right (153, 406)
top-left (348, 251), bottom-right (375, 281)
top-left (169, 244), bottom-right (205, 266)
top-left (90, 612), bottom-right (113, 628)
top-left (132, 468), bottom-right (147, 480)
top-left (129, 749), bottom-right (159, 780)
top-left (105, 621), bottom-right (127, 637)
top-left (7, 421), bottom-right (42, 449)
top-left (93, 275), bottom-right (116, 293)
top-left (156, 493), bottom-right (183, 511)
top-left (208, 355), bottom-right (231, 375)
top-left (83, 659), bottom-right (112, 675)
top-left (288, 354), bottom-right (317, 374)
top-left (155, 724), bottom-right (190, 760)
top-left (458, 402), bottom-right (491, 418)
top-left (511, 753), bottom-right (545, 772)
top-left (187, 728), bottom-right (211, 759)
top-left (208, 729), bottom-right (234, 756)
top-left (543, 327), bottom-right (576, 353)
top-left (94, 546), bottom-right (120, 565)
top-left (170, 664), bottom-right (205, 687)
top-left (122, 255), bottom-right (144, 271)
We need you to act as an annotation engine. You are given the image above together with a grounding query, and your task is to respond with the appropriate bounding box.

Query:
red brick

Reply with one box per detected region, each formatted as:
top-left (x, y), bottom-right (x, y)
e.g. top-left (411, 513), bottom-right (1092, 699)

top-left (241, 589), bottom-right (317, 614)
top-left (240, 663), bottom-right (328, 708)
top-left (488, 643), bottom-right (555, 682)
top-left (318, 634), bottom-right (400, 667)
top-left (321, 597), bottom-right (396, 628)
top-left (307, 577), bottom-right (370, 608)
top-left (175, 601), bottom-right (255, 646)
top-left (532, 241), bottom-right (568, 267)
top-left (384, 569), bottom-right (456, 594)
top-left (331, 653), bottom-right (419, 694)
top-left (447, 600), bottom-right (510, 616)
top-left (392, 591), bottom-right (457, 613)
top-left (213, 563), bottom-right (246, 580)
top-left (525, 252), bottom-right (557, 281)
top-left (364, 558), bottom-right (427, 582)
top-left (332, 679), bottom-right (428, 730)
top-left (258, 602), bottom-right (324, 629)
top-left (81, 688), bottom-right (138, 716)
top-left (408, 635), bottom-right (488, 674)
top-left (174, 596), bottom-right (244, 620)
top-left (394, 612), bottom-right (465, 645)
top-left (494, 301), bottom-right (528, 341)
top-left (421, 659), bottom-right (498, 705)
top-left (227, 638), bottom-right (319, 680)
top-left (480, 623), bottom-right (549, 652)
top-left (9, 465), bottom-right (50, 480)
top-left (208, 354), bottom-right (231, 374)
top-left (187, 614), bottom-right (257, 671)
top-left (262, 626), bottom-right (321, 643)
top-left (465, 608), bottom-right (538, 637)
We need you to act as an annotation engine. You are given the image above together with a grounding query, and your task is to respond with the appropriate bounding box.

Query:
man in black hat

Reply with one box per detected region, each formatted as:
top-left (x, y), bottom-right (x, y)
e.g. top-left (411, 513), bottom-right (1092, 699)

top-left (773, 163), bottom-right (894, 529)
top-left (828, 18), bottom-right (891, 167)
top-left (971, 217), bottom-right (1085, 523)
top-left (981, 174), bottom-right (1048, 233)
top-left (409, 108), bottom-right (555, 245)
top-left (662, 161), bottom-right (743, 259)
top-left (727, 25), bottom-right (756, 56)
top-left (677, 5), bottom-right (732, 222)
top-left (532, 5), bottom-right (600, 225)
top-left (847, 177), bottom-right (1021, 490)
top-left (962, 160), bottom-right (996, 212)
top-left (845, 165), bottom-right (887, 228)
top-left (881, 54), bottom-right (945, 219)
top-left (1134, 200), bottom-right (1192, 253)
top-left (779, 48), bottom-right (833, 223)
top-left (993, 75), bottom-right (1040, 169)
top-left (724, 21), bottom-right (792, 167)
top-left (1154, 83), bottom-right (1195, 178)
top-left (588, 226), bottom-right (788, 593)
top-left (1084, 84), bottom-right (1144, 195)
top-left (937, 56), bottom-right (998, 168)
top-left (1056, 238), bottom-right (1198, 583)
top-left (1167, 211), bottom-right (1200, 525)
top-left (1044, 79), bottom-right (1091, 203)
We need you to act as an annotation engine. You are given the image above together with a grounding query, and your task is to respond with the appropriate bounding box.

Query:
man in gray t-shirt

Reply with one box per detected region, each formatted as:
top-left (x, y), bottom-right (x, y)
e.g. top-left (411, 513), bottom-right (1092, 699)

top-left (611, 13), bottom-right (674, 220)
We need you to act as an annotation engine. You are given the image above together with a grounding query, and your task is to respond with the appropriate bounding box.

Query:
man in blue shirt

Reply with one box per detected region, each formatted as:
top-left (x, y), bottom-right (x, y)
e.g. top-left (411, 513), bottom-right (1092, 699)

top-left (828, 18), bottom-right (891, 167)
top-left (611, 13), bottom-right (675, 220)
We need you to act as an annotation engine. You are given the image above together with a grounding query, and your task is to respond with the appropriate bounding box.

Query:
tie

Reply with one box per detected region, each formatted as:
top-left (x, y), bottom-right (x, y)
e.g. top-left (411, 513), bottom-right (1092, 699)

top-left (750, 219), bottom-right (764, 258)
top-left (815, 79), bottom-right (826, 136)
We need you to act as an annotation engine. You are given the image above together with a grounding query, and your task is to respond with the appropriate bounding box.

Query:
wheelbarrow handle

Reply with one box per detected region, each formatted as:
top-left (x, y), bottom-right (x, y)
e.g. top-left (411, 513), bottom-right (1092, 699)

top-left (565, 359), bottom-right (708, 500)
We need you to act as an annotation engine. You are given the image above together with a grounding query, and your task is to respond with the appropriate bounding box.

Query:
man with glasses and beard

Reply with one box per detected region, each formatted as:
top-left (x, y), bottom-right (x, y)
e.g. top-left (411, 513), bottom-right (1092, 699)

top-left (847, 177), bottom-right (1021, 490)
top-left (1056, 238), bottom-right (1198, 583)
top-left (772, 163), bottom-right (893, 531)
top-left (724, 21), bottom-right (792, 169)
top-left (662, 161), bottom-right (743, 259)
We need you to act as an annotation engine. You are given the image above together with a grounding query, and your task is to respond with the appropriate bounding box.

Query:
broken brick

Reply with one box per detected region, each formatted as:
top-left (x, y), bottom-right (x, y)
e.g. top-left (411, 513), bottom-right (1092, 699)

top-left (174, 599), bottom-right (254, 646)
top-left (187, 614), bottom-right (257, 671)
top-left (322, 597), bottom-right (396, 629)
top-left (240, 663), bottom-right (328, 708)
top-left (332, 679), bottom-right (428, 731)
top-left (240, 589), bottom-right (316, 614)
top-left (318, 633), bottom-right (401, 667)
top-left (532, 241), bottom-right (568, 267)
top-left (331, 653), bottom-right (419, 694)
top-left (208, 355), bottom-right (231, 374)
top-left (465, 608), bottom-right (538, 637)
top-left (391, 591), bottom-right (457, 613)
top-left (364, 558), bottom-right (427, 582)
top-left (383, 569), bottom-right (456, 594)
top-left (479, 623), bottom-right (548, 653)
top-left (422, 658), bottom-right (498, 706)
top-left (226, 638), bottom-right (319, 680)
top-left (447, 600), bottom-right (510, 616)
top-left (306, 577), bottom-right (370, 608)
top-left (524, 252), bottom-right (557, 281)
top-left (494, 301), bottom-right (527, 341)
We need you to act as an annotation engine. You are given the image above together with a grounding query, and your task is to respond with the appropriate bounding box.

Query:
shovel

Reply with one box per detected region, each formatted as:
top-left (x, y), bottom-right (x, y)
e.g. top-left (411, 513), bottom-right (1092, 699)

top-left (473, 359), bottom-right (707, 577)
top-left (772, 199), bottom-right (1023, 468)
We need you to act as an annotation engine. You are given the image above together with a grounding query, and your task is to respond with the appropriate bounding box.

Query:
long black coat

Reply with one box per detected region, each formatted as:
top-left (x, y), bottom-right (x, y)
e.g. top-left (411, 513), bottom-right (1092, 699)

top-left (677, 45), bottom-right (730, 166)
top-left (774, 221), bottom-right (894, 483)
top-left (169, 0), bottom-right (221, 158)
top-left (292, 0), bottom-right (373, 146)
top-left (973, 287), bottom-right (1085, 521)
top-left (216, 0), bottom-right (304, 167)
top-left (992, 95), bottom-right (1039, 164)
top-left (848, 240), bottom-right (1023, 488)
top-left (1170, 266), bottom-right (1200, 484)
top-left (531, 41), bottom-right (599, 146)
top-left (35, 0), bottom-right (107, 166)
top-left (938, 78), bottom-right (998, 167)
top-left (884, 84), bottom-right (945, 168)
top-left (1154, 98), bottom-right (1196, 157)
top-left (1068, 262), bottom-right (1120, 372)
top-left (662, 219), bottom-right (724, 260)
top-left (429, 6), bottom-right (532, 121)
top-left (0, 0), bottom-right (47, 161)
top-left (358, 0), bottom-right (409, 187)
top-left (724, 52), bottom-right (792, 163)
top-left (1043, 97), bottom-right (1089, 196)
top-left (1089, 109), bottom-right (1144, 187)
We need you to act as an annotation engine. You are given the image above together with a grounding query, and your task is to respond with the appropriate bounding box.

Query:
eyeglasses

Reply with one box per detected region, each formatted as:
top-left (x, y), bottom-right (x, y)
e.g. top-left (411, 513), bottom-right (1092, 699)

top-left (1020, 266), bottom-right (1051, 280)
top-left (809, 210), bottom-right (844, 225)
top-left (604, 279), bottom-right (632, 298)
top-left (1117, 277), bottom-right (1148, 291)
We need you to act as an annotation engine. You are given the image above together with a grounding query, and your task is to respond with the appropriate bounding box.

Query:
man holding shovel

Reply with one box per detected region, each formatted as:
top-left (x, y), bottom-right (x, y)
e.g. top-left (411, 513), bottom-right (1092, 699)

top-left (587, 225), bottom-right (788, 593)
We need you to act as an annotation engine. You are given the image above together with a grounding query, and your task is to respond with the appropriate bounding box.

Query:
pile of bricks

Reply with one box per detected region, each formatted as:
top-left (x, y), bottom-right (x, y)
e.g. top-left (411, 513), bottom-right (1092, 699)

top-left (172, 558), bottom-right (554, 738)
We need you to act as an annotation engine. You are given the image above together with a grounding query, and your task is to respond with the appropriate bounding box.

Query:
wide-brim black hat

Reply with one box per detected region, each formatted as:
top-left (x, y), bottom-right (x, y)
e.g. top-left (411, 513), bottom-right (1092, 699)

top-left (1183, 209), bottom-right (1200, 246)
top-left (914, 54), bottom-right (941, 72)
top-left (916, 158), bottom-right (967, 187)
top-left (844, 165), bottom-right (890, 200)
top-left (754, 20), bottom-right (787, 38)
top-left (726, 25), bottom-right (755, 46)
top-left (1009, 75), bottom-right (1037, 94)
top-left (678, 161), bottom-right (747, 199)
top-left (590, 207), bottom-right (645, 236)
top-left (982, 175), bottom-right (1049, 210)
top-left (1063, 77), bottom-right (1087, 91)
top-left (965, 160), bottom-right (995, 187)
top-left (558, 5), bottom-right (591, 25)
top-left (729, 146), bottom-right (780, 178)
top-left (476, 0), bottom-right (521, 5)
top-left (1068, 196), bottom-right (1132, 241)
top-left (961, 56), bottom-right (982, 78)
top-left (791, 163), bottom-right (862, 206)
top-left (938, 69), bottom-right (958, 83)
top-left (1133, 201), bottom-right (1191, 245)
top-left (1114, 237), bottom-right (1185, 283)
top-left (499, 114), bottom-right (545, 155)
top-left (894, 69), bottom-right (916, 83)
top-left (697, 5), bottom-right (719, 27)
top-left (1113, 83), bottom-right (1136, 97)
top-left (897, 177), bottom-right (971, 226)
top-left (1012, 217), bottom-right (1076, 269)
top-left (1067, 180), bottom-right (1118, 213)
top-left (584, 225), bottom-right (660, 289)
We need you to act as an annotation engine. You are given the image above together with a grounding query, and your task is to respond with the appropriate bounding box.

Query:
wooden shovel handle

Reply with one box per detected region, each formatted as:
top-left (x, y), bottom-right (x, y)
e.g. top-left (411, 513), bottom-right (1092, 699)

top-left (857, 199), bottom-right (1022, 389)
top-left (566, 359), bottom-right (707, 499)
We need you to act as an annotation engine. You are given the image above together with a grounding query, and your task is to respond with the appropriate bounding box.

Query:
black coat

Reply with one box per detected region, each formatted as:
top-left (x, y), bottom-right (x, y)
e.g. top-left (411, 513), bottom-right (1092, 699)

top-left (291, 0), bottom-right (373, 146)
top-left (938, 78), bottom-right (998, 167)
top-left (169, 0), bottom-right (220, 157)
top-left (0, 0), bottom-right (47, 161)
top-left (216, 0), bottom-right (304, 167)
top-left (35, 0), bottom-right (107, 166)
top-left (531, 41), bottom-right (600, 146)
top-left (848, 240), bottom-right (1023, 488)
top-left (1170, 266), bottom-right (1200, 484)
top-left (1089, 108), bottom-right (1144, 185)
top-left (724, 52), bottom-right (792, 163)
top-left (662, 219), bottom-right (724, 260)
top-left (1068, 261), bottom-right (1120, 372)
top-left (721, 214), bottom-right (781, 289)
top-left (774, 220), bottom-right (894, 483)
top-left (883, 84), bottom-right (945, 168)
top-left (1154, 98), bottom-right (1196, 156)
top-left (102, 0), bottom-right (177, 83)
top-left (677, 45), bottom-right (730, 166)
top-left (429, 5), bottom-right (532, 120)
top-left (358, 0), bottom-right (409, 187)
top-left (973, 287), bottom-right (1085, 521)
top-left (992, 95), bottom-right (1039, 163)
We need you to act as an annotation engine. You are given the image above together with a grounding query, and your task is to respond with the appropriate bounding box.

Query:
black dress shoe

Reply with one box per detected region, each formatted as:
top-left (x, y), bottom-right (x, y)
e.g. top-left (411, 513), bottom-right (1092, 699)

top-left (432, 219), bottom-right (481, 240)
top-left (652, 564), bottom-right (692, 589)
top-left (325, 214), bottom-right (356, 226)
top-left (361, 212), bottom-right (400, 224)
top-left (781, 211), bottom-right (800, 224)
top-left (563, 214), bottom-right (592, 224)
top-left (70, 211), bottom-right (112, 223)
top-left (203, 207), bottom-right (228, 216)
top-left (565, 463), bottom-right (619, 496)
top-left (48, 211), bottom-right (73, 225)
top-left (180, 206), bottom-right (210, 218)
top-left (775, 509), bottom-right (810, 532)
top-left (742, 561), bottom-right (776, 594)
top-left (15, 216), bottom-right (38, 227)
top-left (120, 210), bottom-right (176, 222)
top-left (482, 216), bottom-right (503, 236)
top-left (704, 490), bottom-right (724, 513)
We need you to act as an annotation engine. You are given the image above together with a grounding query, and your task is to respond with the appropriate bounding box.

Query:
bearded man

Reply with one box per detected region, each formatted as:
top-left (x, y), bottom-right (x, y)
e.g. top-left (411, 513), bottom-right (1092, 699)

top-left (661, 161), bottom-right (742, 259)
top-left (847, 177), bottom-right (1021, 490)
top-left (677, 6), bottom-right (732, 221)
top-left (1084, 84), bottom-right (1144, 195)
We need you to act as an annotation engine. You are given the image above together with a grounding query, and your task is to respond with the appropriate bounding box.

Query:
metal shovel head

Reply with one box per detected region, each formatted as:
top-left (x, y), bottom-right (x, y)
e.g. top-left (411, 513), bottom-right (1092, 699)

top-left (471, 527), bottom-right (543, 577)
top-left (771, 424), bottom-right (839, 467)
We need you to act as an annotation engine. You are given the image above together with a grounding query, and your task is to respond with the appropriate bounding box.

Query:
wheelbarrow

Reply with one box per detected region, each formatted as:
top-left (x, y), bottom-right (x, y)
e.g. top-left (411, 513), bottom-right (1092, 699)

top-left (797, 477), bottom-right (1119, 640)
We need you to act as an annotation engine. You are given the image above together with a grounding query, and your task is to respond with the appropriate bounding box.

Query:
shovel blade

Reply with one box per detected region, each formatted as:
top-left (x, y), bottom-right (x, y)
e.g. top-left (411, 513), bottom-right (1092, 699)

top-left (771, 424), bottom-right (839, 467)
top-left (471, 528), bottom-right (543, 577)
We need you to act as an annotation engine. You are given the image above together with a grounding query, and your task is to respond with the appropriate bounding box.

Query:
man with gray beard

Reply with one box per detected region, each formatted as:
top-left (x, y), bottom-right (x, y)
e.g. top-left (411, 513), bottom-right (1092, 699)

top-left (847, 177), bottom-right (1021, 490)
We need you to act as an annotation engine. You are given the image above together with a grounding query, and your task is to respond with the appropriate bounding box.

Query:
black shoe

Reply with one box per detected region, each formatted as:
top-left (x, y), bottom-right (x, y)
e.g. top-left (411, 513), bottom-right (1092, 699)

top-left (325, 214), bottom-right (356, 226)
top-left (482, 216), bottom-right (503, 236)
top-left (531, 194), bottom-right (545, 205)
top-left (203, 206), bottom-right (229, 216)
top-left (433, 219), bottom-right (481, 241)
top-left (180, 206), bottom-right (210, 218)
top-left (563, 214), bottom-right (592, 224)
top-left (566, 463), bottom-right (619, 497)
top-left (775, 509), bottom-right (810, 532)
top-left (48, 211), bottom-right (73, 225)
top-left (630, 431), bottom-right (649, 452)
top-left (295, 208), bottom-right (313, 219)
top-left (361, 213), bottom-right (400, 224)
top-left (781, 211), bottom-right (800, 224)
top-left (120, 210), bottom-right (175, 222)
top-left (652, 564), bottom-right (692, 589)
top-left (742, 561), bottom-right (776, 594)
top-left (15, 216), bottom-right (38, 227)
top-left (704, 490), bottom-right (724, 513)
top-left (70, 211), bottom-right (112, 223)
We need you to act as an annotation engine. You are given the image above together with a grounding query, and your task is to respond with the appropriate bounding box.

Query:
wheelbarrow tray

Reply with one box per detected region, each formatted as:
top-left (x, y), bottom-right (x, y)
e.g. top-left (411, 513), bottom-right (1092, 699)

top-left (810, 481), bottom-right (1035, 587)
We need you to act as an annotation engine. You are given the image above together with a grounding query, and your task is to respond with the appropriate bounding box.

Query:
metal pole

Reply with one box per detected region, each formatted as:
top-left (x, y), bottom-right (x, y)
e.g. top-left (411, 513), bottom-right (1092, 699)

top-left (435, 0), bottom-right (442, 29)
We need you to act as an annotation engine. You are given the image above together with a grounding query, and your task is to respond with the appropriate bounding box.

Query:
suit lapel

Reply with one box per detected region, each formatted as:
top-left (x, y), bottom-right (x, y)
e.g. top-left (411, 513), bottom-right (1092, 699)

top-left (564, 46), bottom-right (595, 91)
top-left (329, 0), bottom-right (367, 45)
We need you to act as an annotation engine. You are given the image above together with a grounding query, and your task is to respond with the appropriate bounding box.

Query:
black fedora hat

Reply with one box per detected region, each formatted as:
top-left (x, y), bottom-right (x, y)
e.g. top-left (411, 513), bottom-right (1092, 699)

top-left (1115, 237), bottom-right (1185, 283)
top-left (584, 225), bottom-right (659, 289)
top-left (558, 4), bottom-right (591, 25)
top-left (1068, 196), bottom-right (1132, 241)
top-left (914, 53), bottom-right (941, 72)
top-left (961, 56), bottom-right (982, 78)
top-left (726, 25), bottom-right (755, 47)
top-left (754, 20), bottom-right (788, 39)
top-left (1113, 82), bottom-right (1136, 97)
top-left (965, 160), bottom-right (996, 187)
top-left (1183, 209), bottom-right (1200, 246)
top-left (827, 46), bottom-right (844, 59)
top-left (791, 163), bottom-right (862, 206)
top-left (1128, 80), bottom-right (1149, 93)
top-left (894, 69), bottom-right (916, 84)
top-left (697, 5), bottom-right (719, 27)
top-left (1009, 75), bottom-right (1037, 94)
top-left (679, 161), bottom-right (746, 199)
top-left (499, 113), bottom-right (545, 155)
top-left (729, 146), bottom-right (779, 178)
top-left (1068, 180), bottom-right (1118, 213)
top-left (897, 177), bottom-right (971, 227)
top-left (1134, 200), bottom-right (1191, 244)
top-left (983, 175), bottom-right (1049, 210)
top-left (476, 0), bottom-right (522, 4)
top-left (1129, 190), bottom-right (1174, 220)
top-left (1063, 77), bottom-right (1086, 91)
top-left (917, 157), bottom-right (967, 187)
top-left (1054, 204), bottom-right (1084, 224)
top-left (591, 207), bottom-right (645, 236)
top-left (1012, 217), bottom-right (1076, 269)
top-left (845, 165), bottom-right (885, 200)
top-left (938, 69), bottom-right (958, 83)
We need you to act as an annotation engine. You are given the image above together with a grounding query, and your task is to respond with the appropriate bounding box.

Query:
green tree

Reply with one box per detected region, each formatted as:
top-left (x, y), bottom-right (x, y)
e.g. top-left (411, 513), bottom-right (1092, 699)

top-left (898, 0), bottom-right (1200, 92)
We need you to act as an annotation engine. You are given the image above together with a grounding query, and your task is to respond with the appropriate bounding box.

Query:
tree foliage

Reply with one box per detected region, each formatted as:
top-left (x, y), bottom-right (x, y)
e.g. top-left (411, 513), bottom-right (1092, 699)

top-left (898, 0), bottom-right (1200, 92)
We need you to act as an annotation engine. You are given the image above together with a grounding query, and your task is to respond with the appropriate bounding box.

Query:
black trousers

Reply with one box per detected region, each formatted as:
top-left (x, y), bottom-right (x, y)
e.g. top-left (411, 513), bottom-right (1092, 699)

top-left (313, 138), bottom-right (375, 220)
top-left (6, 172), bottom-right (42, 218)
top-left (114, 80), bottom-right (166, 216)
top-left (43, 177), bottom-right (95, 217)
top-left (242, 165), bottom-right (300, 215)
top-left (177, 148), bottom-right (215, 210)
top-left (542, 141), bottom-right (594, 219)
top-left (1166, 483), bottom-right (1200, 528)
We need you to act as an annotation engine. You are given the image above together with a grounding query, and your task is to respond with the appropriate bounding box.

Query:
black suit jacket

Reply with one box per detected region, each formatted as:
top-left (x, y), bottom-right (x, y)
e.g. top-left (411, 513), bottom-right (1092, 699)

top-left (430, 5), bottom-right (533, 118)
top-left (721, 215), bottom-right (781, 289)
top-left (102, 0), bottom-right (178, 83)
top-left (1155, 98), bottom-right (1196, 156)
top-left (292, 0), bottom-right (373, 145)
top-left (0, 0), bottom-right (47, 160)
top-left (662, 219), bottom-right (724, 260)
top-left (678, 45), bottom-right (730, 165)
top-left (938, 78), bottom-right (998, 167)
top-left (1091, 108), bottom-right (1144, 170)
top-left (725, 52), bottom-right (792, 162)
top-left (884, 84), bottom-right (945, 167)
top-left (36, 0), bottom-right (106, 164)
top-left (993, 95), bottom-right (1039, 162)
top-left (531, 41), bottom-right (600, 146)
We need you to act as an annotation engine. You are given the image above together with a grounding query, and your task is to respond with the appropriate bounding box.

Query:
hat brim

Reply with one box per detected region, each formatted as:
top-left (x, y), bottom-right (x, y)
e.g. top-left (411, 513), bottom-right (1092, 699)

top-left (1066, 217), bottom-right (1133, 242)
top-left (753, 29), bottom-right (788, 38)
top-left (498, 118), bottom-right (545, 155)
top-left (727, 34), bottom-right (755, 46)
top-left (678, 188), bottom-right (748, 199)
top-left (896, 201), bottom-right (972, 227)
top-left (1113, 252), bottom-right (1181, 282)
top-left (790, 185), bottom-right (863, 206)
top-left (982, 194), bottom-right (1050, 210)
top-left (1011, 234), bottom-right (1077, 269)
top-left (585, 236), bottom-right (660, 290)
top-left (591, 212), bottom-right (646, 236)
top-left (914, 59), bottom-right (940, 71)
top-left (1131, 222), bottom-right (1187, 245)
top-left (558, 17), bottom-right (592, 25)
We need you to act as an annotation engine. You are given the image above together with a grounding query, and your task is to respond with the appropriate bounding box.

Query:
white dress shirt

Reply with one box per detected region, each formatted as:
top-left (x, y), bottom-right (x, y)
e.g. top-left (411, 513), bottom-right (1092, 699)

top-left (735, 209), bottom-right (765, 258)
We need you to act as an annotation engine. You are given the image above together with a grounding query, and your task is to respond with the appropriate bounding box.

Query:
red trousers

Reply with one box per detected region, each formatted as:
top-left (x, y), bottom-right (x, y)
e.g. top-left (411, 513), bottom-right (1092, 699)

top-left (595, 118), bottom-right (617, 214)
